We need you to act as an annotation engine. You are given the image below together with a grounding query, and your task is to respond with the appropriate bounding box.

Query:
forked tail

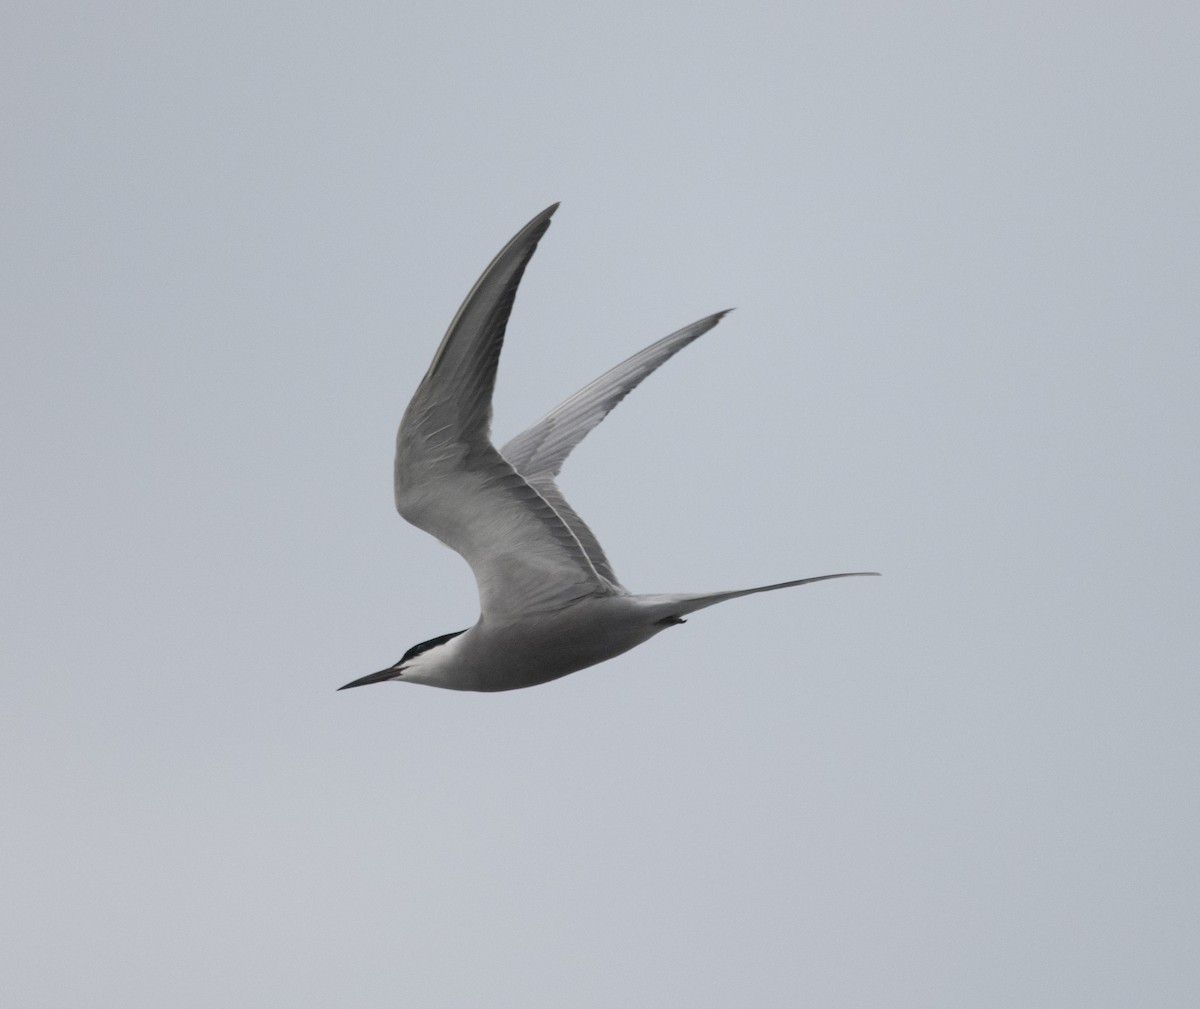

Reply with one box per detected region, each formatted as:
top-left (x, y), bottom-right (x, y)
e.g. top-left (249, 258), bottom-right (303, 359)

top-left (643, 571), bottom-right (880, 623)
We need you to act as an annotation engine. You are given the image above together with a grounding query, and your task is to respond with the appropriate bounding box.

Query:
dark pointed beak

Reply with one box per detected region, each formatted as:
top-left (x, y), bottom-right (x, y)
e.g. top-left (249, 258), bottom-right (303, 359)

top-left (337, 667), bottom-right (401, 691)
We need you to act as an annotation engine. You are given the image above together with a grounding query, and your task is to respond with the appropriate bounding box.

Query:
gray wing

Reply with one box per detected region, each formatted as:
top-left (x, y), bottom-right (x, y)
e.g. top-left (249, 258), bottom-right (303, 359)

top-left (394, 204), bottom-right (612, 620)
top-left (500, 311), bottom-right (729, 587)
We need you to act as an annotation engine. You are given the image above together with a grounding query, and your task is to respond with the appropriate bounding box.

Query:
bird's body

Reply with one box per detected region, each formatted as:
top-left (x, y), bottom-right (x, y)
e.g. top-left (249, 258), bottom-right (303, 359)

top-left (389, 595), bottom-right (666, 693)
top-left (339, 204), bottom-right (876, 693)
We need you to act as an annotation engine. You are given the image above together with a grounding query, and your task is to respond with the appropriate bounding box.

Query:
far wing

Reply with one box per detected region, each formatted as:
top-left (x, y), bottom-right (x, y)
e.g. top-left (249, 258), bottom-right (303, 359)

top-left (395, 204), bottom-right (611, 620)
top-left (500, 311), bottom-right (729, 586)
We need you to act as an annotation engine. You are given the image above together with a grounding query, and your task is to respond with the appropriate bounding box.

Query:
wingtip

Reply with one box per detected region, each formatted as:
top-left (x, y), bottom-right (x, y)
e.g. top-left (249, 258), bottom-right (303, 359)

top-left (687, 309), bottom-right (735, 335)
top-left (515, 202), bottom-right (560, 242)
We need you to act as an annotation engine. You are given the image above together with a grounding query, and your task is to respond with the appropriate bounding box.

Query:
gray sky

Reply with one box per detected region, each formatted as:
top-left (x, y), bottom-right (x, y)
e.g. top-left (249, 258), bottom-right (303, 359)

top-left (3, 3), bottom-right (1197, 1006)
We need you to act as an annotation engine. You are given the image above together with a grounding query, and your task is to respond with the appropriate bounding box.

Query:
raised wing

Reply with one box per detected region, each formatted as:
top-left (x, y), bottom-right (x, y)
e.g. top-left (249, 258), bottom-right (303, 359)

top-left (394, 204), bottom-right (611, 620)
top-left (501, 311), bottom-right (730, 585)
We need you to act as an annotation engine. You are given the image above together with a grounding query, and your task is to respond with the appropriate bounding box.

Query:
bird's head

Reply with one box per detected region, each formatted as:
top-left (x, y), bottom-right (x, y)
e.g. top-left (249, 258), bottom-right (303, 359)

top-left (338, 629), bottom-right (467, 690)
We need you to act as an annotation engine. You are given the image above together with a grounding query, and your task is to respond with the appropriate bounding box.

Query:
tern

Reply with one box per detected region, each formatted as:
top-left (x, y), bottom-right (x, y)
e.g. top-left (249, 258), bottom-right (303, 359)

top-left (339, 204), bottom-right (877, 693)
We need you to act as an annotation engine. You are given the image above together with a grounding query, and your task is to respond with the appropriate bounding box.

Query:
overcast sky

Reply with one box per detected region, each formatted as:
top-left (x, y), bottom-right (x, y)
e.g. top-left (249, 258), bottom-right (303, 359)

top-left (3, 3), bottom-right (1198, 1007)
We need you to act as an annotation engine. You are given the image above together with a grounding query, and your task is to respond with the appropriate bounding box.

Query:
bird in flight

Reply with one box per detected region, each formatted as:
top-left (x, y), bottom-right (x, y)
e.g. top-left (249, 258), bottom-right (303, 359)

top-left (339, 204), bottom-right (877, 692)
